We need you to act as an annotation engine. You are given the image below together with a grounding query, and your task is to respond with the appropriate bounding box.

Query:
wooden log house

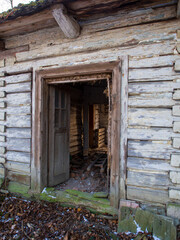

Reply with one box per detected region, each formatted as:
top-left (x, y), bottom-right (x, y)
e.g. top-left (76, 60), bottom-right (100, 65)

top-left (0, 0), bottom-right (180, 219)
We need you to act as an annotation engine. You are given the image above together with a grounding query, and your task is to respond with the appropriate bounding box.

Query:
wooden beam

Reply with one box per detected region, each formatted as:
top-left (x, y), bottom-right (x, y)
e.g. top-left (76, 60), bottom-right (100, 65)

top-left (177, 0), bottom-right (180, 18)
top-left (52, 4), bottom-right (80, 39)
top-left (0, 40), bottom-right (5, 51)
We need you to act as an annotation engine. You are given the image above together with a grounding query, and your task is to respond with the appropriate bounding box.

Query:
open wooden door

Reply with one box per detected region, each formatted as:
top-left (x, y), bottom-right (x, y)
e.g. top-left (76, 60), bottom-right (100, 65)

top-left (48, 86), bottom-right (70, 186)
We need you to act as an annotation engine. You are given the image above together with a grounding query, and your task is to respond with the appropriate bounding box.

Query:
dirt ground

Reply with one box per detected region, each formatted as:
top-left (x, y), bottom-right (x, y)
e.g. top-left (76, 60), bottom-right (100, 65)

top-left (0, 193), bottom-right (156, 240)
top-left (56, 152), bottom-right (107, 193)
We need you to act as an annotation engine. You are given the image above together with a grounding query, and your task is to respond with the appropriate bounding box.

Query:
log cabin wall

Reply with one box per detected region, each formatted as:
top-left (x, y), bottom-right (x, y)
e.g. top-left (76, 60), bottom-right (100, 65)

top-left (0, 0), bottom-right (179, 211)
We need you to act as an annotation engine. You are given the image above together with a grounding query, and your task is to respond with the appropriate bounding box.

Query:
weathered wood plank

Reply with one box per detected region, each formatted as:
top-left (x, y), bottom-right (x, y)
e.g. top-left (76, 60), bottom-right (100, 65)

top-left (129, 82), bottom-right (180, 95)
top-left (128, 127), bottom-right (180, 141)
top-left (6, 151), bottom-right (30, 163)
top-left (6, 115), bottom-right (31, 128)
top-left (127, 170), bottom-right (171, 189)
top-left (1, 73), bottom-right (31, 84)
top-left (129, 92), bottom-right (175, 108)
top-left (2, 92), bottom-right (31, 106)
top-left (5, 161), bottom-right (30, 174)
top-left (171, 154), bottom-right (180, 167)
top-left (173, 138), bottom-right (180, 148)
top-left (128, 140), bottom-right (176, 160)
top-left (3, 40), bottom-right (175, 75)
top-left (173, 90), bottom-right (180, 100)
top-left (120, 56), bottom-right (128, 199)
top-left (127, 186), bottom-right (169, 204)
top-left (0, 138), bottom-right (31, 152)
top-left (170, 171), bottom-right (180, 183)
top-left (129, 55), bottom-right (179, 68)
top-left (0, 128), bottom-right (31, 139)
top-left (8, 171), bottom-right (30, 185)
top-left (129, 67), bottom-right (179, 82)
top-left (128, 108), bottom-right (172, 127)
top-left (0, 105), bottom-right (31, 115)
top-left (15, 19), bottom-right (179, 62)
top-left (177, 0), bottom-right (180, 18)
top-left (172, 106), bottom-right (180, 116)
top-left (3, 82), bottom-right (31, 93)
top-left (174, 59), bottom-right (180, 71)
top-left (169, 189), bottom-right (180, 200)
top-left (127, 157), bottom-right (179, 172)
top-left (0, 46), bottom-right (29, 60)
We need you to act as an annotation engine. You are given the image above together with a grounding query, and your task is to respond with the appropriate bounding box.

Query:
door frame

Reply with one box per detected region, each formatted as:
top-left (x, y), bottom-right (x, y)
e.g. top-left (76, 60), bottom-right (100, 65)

top-left (31, 58), bottom-right (128, 208)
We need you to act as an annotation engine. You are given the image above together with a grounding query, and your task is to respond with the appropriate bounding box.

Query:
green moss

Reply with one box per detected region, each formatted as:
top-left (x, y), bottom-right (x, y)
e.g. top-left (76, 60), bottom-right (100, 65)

top-left (93, 192), bottom-right (108, 198)
top-left (118, 215), bottom-right (137, 233)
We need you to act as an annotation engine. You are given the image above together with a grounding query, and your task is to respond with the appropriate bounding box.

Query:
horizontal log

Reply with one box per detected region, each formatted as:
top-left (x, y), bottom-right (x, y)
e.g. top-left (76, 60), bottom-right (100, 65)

top-left (2, 92), bottom-right (31, 106)
top-left (127, 170), bottom-right (171, 189)
top-left (128, 127), bottom-right (180, 141)
top-left (0, 138), bottom-right (31, 152)
top-left (129, 81), bottom-right (180, 95)
top-left (8, 171), bottom-right (30, 185)
top-left (5, 161), bottom-right (30, 174)
top-left (0, 105), bottom-right (31, 115)
top-left (128, 140), bottom-right (177, 160)
top-left (6, 151), bottom-right (30, 163)
top-left (129, 55), bottom-right (179, 68)
top-left (128, 108), bottom-right (172, 127)
top-left (127, 157), bottom-right (179, 172)
top-left (129, 67), bottom-right (179, 82)
top-left (16, 19), bottom-right (179, 62)
top-left (0, 46), bottom-right (29, 60)
top-left (129, 93), bottom-right (175, 108)
top-left (1, 73), bottom-right (31, 84)
top-left (3, 40), bottom-right (176, 75)
top-left (0, 128), bottom-right (31, 139)
top-left (127, 186), bottom-right (169, 204)
top-left (2, 82), bottom-right (31, 93)
top-left (4, 115), bottom-right (31, 128)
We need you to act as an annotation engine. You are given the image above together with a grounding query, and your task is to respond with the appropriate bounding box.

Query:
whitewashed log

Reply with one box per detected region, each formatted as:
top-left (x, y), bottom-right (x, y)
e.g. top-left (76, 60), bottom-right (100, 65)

top-left (0, 138), bottom-right (31, 152)
top-left (169, 189), bottom-right (180, 200)
top-left (2, 73), bottom-right (31, 84)
top-left (4, 82), bottom-right (31, 93)
top-left (2, 128), bottom-right (31, 139)
top-left (0, 147), bottom-right (5, 154)
top-left (174, 59), bottom-right (180, 71)
top-left (127, 186), bottom-right (169, 204)
top-left (129, 82), bottom-right (180, 95)
top-left (173, 138), bottom-right (180, 148)
top-left (0, 102), bottom-right (6, 108)
top-left (128, 108), bottom-right (172, 127)
top-left (6, 151), bottom-right (30, 163)
top-left (129, 95), bottom-right (175, 108)
top-left (0, 125), bottom-right (5, 133)
top-left (170, 171), bottom-right (180, 184)
top-left (127, 170), bottom-right (171, 189)
top-left (177, 43), bottom-right (180, 54)
top-left (129, 67), bottom-right (179, 82)
top-left (128, 140), bottom-right (175, 160)
top-left (128, 127), bottom-right (180, 141)
top-left (129, 55), bottom-right (179, 69)
top-left (0, 113), bottom-right (5, 121)
top-left (52, 4), bottom-right (80, 39)
top-left (0, 92), bottom-right (5, 98)
top-left (127, 157), bottom-right (179, 172)
top-left (171, 154), bottom-right (180, 167)
top-left (172, 106), bottom-right (180, 116)
top-left (0, 59), bottom-right (4, 68)
top-left (173, 90), bottom-right (180, 100)
top-left (6, 115), bottom-right (31, 128)
top-left (0, 81), bottom-right (5, 87)
top-left (5, 57), bottom-right (15, 66)
top-left (0, 136), bottom-right (5, 142)
top-left (4, 40), bottom-right (176, 75)
top-left (15, 19), bottom-right (179, 62)
top-left (3, 92), bottom-right (31, 106)
top-left (5, 161), bottom-right (30, 174)
top-left (0, 157), bottom-right (5, 163)
top-left (0, 105), bottom-right (31, 115)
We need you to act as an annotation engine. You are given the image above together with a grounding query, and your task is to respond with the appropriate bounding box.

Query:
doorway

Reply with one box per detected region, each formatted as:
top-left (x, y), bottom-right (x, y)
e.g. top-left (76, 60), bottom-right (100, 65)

top-left (32, 60), bottom-right (127, 208)
top-left (48, 80), bottom-right (110, 193)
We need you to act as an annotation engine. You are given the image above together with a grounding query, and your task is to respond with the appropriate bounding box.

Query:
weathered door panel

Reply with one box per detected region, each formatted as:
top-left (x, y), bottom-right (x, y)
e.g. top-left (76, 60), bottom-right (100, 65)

top-left (49, 86), bottom-right (70, 186)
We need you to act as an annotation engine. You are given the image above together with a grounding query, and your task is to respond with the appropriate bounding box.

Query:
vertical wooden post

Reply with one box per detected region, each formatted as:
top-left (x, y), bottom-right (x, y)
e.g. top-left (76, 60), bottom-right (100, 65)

top-left (110, 61), bottom-right (121, 208)
top-left (177, 0), bottom-right (180, 18)
top-left (83, 102), bottom-right (89, 157)
top-left (120, 56), bottom-right (129, 199)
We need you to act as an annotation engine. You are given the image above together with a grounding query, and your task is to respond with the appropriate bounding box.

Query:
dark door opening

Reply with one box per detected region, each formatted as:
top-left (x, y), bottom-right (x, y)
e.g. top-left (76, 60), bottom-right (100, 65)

top-left (48, 78), bottom-right (111, 193)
